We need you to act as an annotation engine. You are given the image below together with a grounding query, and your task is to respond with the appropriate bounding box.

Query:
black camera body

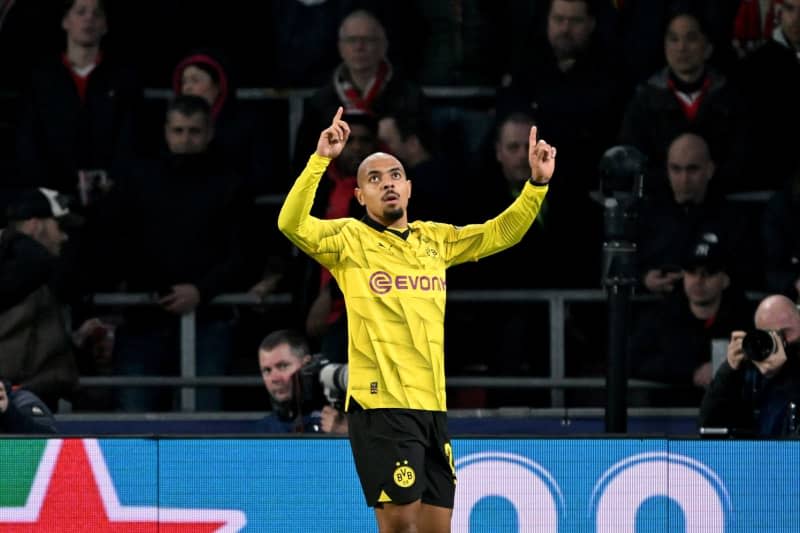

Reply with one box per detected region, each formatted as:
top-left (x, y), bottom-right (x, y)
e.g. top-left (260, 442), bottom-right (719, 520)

top-left (742, 329), bottom-right (787, 362)
top-left (299, 354), bottom-right (348, 411)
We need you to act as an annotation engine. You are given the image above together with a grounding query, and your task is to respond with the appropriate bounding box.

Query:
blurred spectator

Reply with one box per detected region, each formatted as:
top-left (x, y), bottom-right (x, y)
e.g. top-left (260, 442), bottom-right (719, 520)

top-left (628, 232), bottom-right (756, 407)
top-left (14, 0), bottom-right (142, 202)
top-left (409, 0), bottom-right (510, 86)
top-left (402, 0), bottom-right (517, 168)
top-left (731, 0), bottom-right (782, 59)
top-left (732, 0), bottom-right (800, 191)
top-left (267, 0), bottom-right (359, 88)
top-left (85, 95), bottom-right (251, 412)
top-left (255, 329), bottom-right (347, 434)
top-left (292, 8), bottom-right (429, 173)
top-left (377, 111), bottom-right (451, 222)
top-left (172, 48), bottom-right (282, 195)
top-left (762, 161), bottom-right (800, 301)
top-left (618, 7), bottom-right (749, 197)
top-left (499, 0), bottom-right (629, 196)
top-left (0, 380), bottom-right (58, 434)
top-left (636, 132), bottom-right (759, 294)
top-left (173, 49), bottom-right (292, 316)
top-left (0, 188), bottom-right (83, 411)
top-left (614, 0), bottom-right (740, 85)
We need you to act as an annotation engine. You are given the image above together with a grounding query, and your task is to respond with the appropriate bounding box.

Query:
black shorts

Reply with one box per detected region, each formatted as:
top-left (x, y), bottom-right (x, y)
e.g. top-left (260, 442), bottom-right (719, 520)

top-left (347, 407), bottom-right (456, 508)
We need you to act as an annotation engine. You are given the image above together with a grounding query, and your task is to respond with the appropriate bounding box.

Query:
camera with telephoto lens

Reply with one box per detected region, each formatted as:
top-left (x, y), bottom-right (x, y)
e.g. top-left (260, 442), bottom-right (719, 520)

top-left (298, 354), bottom-right (348, 411)
top-left (742, 329), bottom-right (787, 362)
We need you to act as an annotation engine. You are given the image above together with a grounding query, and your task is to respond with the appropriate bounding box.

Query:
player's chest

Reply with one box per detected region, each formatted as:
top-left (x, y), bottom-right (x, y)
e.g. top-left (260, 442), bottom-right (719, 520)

top-left (358, 234), bottom-right (445, 271)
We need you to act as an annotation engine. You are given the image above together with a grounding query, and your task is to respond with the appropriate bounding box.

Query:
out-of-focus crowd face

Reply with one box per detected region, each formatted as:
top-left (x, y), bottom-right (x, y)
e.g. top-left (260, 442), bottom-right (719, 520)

top-left (338, 123), bottom-right (378, 176)
top-left (667, 133), bottom-right (714, 205)
top-left (338, 13), bottom-right (387, 75)
top-left (496, 119), bottom-right (533, 184)
top-left (664, 14), bottom-right (710, 82)
top-left (62, 0), bottom-right (107, 48)
top-left (164, 111), bottom-right (213, 155)
top-left (683, 268), bottom-right (729, 308)
top-left (180, 66), bottom-right (220, 107)
top-left (33, 218), bottom-right (68, 257)
top-left (780, 0), bottom-right (800, 47)
top-left (547, 0), bottom-right (596, 61)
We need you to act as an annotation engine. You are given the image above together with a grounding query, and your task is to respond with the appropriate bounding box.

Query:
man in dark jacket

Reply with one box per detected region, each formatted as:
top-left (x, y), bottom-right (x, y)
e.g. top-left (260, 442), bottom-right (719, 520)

top-left (628, 232), bottom-right (755, 407)
top-left (14, 0), bottom-right (141, 199)
top-left (0, 187), bottom-right (83, 411)
top-left (87, 94), bottom-right (251, 412)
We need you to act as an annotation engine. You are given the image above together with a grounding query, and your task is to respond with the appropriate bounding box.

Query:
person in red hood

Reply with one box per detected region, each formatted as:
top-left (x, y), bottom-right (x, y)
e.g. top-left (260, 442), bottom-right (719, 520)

top-left (172, 49), bottom-right (283, 196)
top-left (173, 50), bottom-right (293, 317)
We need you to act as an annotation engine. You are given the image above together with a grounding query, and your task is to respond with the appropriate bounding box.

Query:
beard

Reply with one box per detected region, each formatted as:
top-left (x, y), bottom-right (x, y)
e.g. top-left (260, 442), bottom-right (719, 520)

top-left (383, 206), bottom-right (404, 221)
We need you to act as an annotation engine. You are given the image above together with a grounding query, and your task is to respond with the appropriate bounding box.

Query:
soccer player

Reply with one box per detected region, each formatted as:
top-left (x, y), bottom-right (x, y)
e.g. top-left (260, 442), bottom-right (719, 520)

top-left (278, 107), bottom-right (556, 532)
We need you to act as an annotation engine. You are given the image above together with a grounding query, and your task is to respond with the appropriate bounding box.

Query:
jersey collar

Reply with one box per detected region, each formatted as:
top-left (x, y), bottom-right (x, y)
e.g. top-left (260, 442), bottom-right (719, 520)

top-left (360, 215), bottom-right (410, 240)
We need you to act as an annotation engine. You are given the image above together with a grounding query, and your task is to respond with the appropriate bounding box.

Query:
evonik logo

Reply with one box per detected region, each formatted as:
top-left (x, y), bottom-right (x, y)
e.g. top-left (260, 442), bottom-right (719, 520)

top-left (369, 271), bottom-right (446, 295)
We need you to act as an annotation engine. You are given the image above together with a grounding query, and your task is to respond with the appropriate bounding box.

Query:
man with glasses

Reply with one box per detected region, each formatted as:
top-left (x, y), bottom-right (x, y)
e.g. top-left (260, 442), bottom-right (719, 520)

top-left (292, 9), bottom-right (429, 173)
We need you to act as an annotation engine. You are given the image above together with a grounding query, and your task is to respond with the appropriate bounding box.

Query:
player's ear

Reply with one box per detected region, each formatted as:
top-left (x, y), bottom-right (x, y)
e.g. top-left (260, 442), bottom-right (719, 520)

top-left (354, 187), bottom-right (365, 206)
top-left (407, 179), bottom-right (412, 199)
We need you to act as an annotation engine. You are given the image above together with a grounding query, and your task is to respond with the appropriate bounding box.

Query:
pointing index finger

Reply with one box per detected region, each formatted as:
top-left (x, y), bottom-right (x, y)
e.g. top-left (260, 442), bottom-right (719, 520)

top-left (333, 106), bottom-right (343, 125)
top-left (529, 125), bottom-right (538, 147)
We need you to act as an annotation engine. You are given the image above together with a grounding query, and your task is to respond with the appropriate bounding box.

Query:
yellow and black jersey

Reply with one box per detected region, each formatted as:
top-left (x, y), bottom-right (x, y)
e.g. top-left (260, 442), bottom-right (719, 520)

top-left (278, 153), bottom-right (548, 412)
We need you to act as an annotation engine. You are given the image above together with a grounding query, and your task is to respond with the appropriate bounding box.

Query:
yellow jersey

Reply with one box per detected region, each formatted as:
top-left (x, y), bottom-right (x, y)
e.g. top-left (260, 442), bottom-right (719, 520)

top-left (278, 153), bottom-right (548, 411)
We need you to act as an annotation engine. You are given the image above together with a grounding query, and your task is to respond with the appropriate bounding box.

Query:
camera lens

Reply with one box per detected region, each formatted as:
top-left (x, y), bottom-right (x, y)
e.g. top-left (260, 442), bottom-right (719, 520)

top-left (742, 330), bottom-right (777, 362)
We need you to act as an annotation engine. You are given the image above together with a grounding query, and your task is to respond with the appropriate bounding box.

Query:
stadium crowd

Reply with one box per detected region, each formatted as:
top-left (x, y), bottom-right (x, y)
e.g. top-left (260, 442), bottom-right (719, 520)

top-left (1, 0), bottom-right (799, 424)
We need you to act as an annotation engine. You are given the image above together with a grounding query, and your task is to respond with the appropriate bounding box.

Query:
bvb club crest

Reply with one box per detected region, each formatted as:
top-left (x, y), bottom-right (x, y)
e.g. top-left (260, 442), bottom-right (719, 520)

top-left (393, 460), bottom-right (415, 488)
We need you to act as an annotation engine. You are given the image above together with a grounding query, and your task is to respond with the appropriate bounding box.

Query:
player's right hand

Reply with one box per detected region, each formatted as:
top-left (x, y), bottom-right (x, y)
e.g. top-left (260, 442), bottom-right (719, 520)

top-left (726, 331), bottom-right (746, 370)
top-left (316, 106), bottom-right (351, 159)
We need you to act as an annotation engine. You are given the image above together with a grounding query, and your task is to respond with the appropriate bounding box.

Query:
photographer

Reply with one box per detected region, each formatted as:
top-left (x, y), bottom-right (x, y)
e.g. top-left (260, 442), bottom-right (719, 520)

top-left (255, 329), bottom-right (348, 434)
top-left (699, 295), bottom-right (800, 436)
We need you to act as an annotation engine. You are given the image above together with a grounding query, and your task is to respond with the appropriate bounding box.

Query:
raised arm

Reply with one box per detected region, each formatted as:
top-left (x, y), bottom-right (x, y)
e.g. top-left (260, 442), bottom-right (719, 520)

top-left (442, 127), bottom-right (556, 266)
top-left (278, 108), bottom-right (353, 264)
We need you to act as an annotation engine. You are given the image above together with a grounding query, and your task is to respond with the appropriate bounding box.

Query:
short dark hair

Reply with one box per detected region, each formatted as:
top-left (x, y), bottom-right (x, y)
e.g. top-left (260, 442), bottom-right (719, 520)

top-left (258, 329), bottom-right (309, 360)
top-left (494, 111), bottom-right (536, 144)
top-left (663, 5), bottom-right (712, 40)
top-left (548, 0), bottom-right (599, 19)
top-left (382, 112), bottom-right (436, 152)
top-left (166, 94), bottom-right (211, 122)
top-left (63, 0), bottom-right (106, 18)
top-left (343, 109), bottom-right (378, 137)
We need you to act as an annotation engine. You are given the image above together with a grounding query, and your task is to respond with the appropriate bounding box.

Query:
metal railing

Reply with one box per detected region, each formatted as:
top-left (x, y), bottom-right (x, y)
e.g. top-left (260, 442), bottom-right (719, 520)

top-left (84, 289), bottom-right (692, 412)
top-left (142, 85), bottom-right (498, 166)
